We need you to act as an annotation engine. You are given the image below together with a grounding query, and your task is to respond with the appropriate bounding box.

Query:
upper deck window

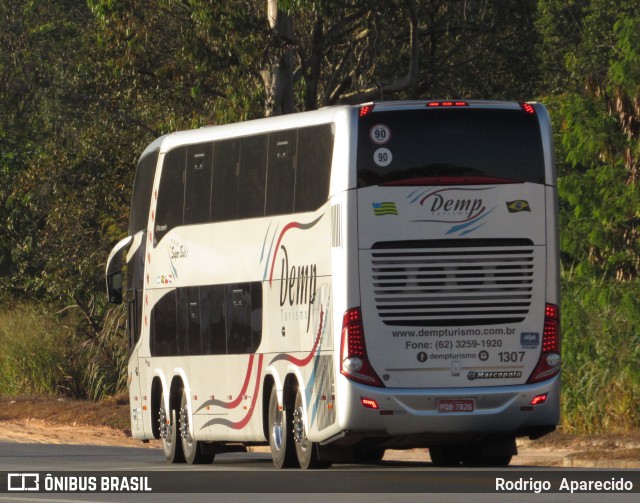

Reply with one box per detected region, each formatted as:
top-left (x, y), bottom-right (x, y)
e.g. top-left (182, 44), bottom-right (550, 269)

top-left (153, 123), bottom-right (334, 246)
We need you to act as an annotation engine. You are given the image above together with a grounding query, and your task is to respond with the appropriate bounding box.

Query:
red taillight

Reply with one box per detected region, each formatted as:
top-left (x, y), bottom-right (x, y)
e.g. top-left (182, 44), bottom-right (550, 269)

top-left (427, 101), bottom-right (469, 108)
top-left (360, 397), bottom-right (379, 409)
top-left (543, 304), bottom-right (560, 352)
top-left (520, 102), bottom-right (536, 115)
top-left (359, 104), bottom-right (375, 117)
top-left (527, 303), bottom-right (561, 384)
top-left (340, 307), bottom-right (384, 387)
top-left (530, 393), bottom-right (548, 406)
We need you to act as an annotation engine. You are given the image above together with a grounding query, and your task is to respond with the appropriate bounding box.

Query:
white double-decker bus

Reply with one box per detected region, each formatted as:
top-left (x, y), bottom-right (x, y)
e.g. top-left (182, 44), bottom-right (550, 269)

top-left (106, 100), bottom-right (560, 468)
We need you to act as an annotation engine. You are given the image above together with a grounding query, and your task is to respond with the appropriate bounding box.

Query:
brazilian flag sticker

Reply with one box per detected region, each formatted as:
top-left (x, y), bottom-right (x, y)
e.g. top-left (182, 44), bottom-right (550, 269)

top-left (506, 200), bottom-right (531, 213)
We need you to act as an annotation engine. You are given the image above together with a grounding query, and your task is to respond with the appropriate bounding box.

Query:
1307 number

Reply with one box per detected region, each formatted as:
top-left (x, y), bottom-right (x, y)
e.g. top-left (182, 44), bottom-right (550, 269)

top-left (498, 351), bottom-right (525, 362)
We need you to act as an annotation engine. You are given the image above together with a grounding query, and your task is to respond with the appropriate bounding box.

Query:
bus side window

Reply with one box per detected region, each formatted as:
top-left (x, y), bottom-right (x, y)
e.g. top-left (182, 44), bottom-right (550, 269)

top-left (250, 282), bottom-right (263, 351)
top-left (211, 139), bottom-right (239, 222)
top-left (237, 134), bottom-right (268, 220)
top-left (155, 147), bottom-right (186, 245)
top-left (151, 290), bottom-right (178, 357)
top-left (265, 130), bottom-right (297, 216)
top-left (225, 282), bottom-right (262, 354)
top-left (188, 286), bottom-right (211, 355)
top-left (226, 284), bottom-right (252, 354)
top-left (295, 124), bottom-right (333, 212)
top-left (184, 143), bottom-right (213, 225)
top-left (205, 285), bottom-right (227, 355)
top-left (126, 237), bottom-right (146, 351)
top-left (176, 288), bottom-right (189, 356)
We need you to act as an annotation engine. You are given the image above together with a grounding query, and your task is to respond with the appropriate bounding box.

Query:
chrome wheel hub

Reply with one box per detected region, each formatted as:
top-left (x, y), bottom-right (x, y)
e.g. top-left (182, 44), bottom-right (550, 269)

top-left (158, 408), bottom-right (169, 440)
top-left (293, 407), bottom-right (306, 445)
top-left (272, 409), bottom-right (284, 450)
top-left (179, 406), bottom-right (191, 441)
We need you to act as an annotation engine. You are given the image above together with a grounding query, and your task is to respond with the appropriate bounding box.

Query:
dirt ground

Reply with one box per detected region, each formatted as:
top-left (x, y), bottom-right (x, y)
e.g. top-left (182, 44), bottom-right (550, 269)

top-left (1, 395), bottom-right (639, 468)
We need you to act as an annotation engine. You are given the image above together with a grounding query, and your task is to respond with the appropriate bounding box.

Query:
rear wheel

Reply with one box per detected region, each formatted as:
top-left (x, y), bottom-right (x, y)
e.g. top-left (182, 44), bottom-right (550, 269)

top-left (429, 445), bottom-right (462, 467)
top-left (268, 386), bottom-right (297, 469)
top-left (292, 387), bottom-right (331, 469)
top-left (431, 437), bottom-right (515, 467)
top-left (460, 436), bottom-right (515, 467)
top-left (353, 447), bottom-right (386, 463)
top-left (463, 453), bottom-right (513, 467)
top-left (180, 391), bottom-right (214, 464)
top-left (159, 401), bottom-right (185, 463)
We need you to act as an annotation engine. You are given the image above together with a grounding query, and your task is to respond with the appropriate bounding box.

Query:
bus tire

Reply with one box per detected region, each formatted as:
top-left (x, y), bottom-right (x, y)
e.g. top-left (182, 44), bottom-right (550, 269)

top-left (268, 386), bottom-right (297, 469)
top-left (160, 403), bottom-right (185, 463)
top-left (353, 447), bottom-right (385, 463)
top-left (292, 387), bottom-right (331, 469)
top-left (429, 445), bottom-right (462, 467)
top-left (465, 454), bottom-right (512, 467)
top-left (180, 390), bottom-right (214, 464)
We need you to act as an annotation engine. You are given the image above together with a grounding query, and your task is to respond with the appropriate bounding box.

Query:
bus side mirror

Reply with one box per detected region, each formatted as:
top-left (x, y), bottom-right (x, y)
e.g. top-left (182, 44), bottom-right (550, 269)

top-left (105, 236), bottom-right (133, 305)
top-left (107, 271), bottom-right (124, 304)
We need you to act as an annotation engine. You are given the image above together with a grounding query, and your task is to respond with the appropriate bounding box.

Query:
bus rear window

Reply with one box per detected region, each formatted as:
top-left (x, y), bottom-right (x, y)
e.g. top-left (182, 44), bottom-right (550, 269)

top-left (357, 108), bottom-right (545, 187)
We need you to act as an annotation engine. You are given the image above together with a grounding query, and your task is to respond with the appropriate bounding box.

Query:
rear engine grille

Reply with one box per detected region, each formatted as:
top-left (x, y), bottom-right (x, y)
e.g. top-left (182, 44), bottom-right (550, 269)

top-left (370, 239), bottom-right (535, 326)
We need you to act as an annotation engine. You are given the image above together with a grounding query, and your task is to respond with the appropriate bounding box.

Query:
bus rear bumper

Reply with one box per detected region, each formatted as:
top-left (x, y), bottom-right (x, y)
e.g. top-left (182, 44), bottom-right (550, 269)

top-left (332, 374), bottom-right (559, 446)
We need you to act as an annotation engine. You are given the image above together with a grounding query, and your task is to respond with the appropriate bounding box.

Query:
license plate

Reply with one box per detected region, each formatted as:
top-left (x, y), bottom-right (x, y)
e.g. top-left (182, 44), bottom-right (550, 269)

top-left (436, 398), bottom-right (475, 413)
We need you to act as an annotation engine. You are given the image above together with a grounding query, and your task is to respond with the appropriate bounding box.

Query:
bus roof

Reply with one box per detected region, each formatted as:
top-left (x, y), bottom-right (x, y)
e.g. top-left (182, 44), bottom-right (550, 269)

top-left (150, 106), bottom-right (346, 156)
top-left (138, 100), bottom-right (537, 161)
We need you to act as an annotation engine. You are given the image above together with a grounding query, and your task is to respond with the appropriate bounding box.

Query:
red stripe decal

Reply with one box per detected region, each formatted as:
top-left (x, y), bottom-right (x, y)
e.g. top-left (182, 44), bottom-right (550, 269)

top-left (267, 215), bottom-right (324, 286)
top-left (217, 354), bottom-right (254, 409)
top-left (269, 308), bottom-right (324, 367)
top-left (228, 354), bottom-right (263, 430)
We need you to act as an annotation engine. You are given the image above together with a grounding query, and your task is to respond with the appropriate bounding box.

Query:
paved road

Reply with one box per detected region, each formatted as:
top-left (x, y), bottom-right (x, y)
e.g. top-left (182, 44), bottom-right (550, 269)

top-left (1, 442), bottom-right (638, 503)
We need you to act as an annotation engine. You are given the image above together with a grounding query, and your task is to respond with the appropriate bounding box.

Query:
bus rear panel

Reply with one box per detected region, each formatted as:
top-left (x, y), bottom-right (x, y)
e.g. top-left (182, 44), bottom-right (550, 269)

top-left (333, 101), bottom-right (559, 460)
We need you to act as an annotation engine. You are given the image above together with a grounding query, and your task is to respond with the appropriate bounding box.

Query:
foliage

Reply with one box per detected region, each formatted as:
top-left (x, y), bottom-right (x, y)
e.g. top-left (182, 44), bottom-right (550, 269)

top-left (538, 0), bottom-right (640, 280)
top-left (561, 278), bottom-right (640, 433)
top-left (271, 0), bottom-right (542, 109)
top-left (0, 305), bottom-right (72, 396)
top-left (538, 0), bottom-right (640, 432)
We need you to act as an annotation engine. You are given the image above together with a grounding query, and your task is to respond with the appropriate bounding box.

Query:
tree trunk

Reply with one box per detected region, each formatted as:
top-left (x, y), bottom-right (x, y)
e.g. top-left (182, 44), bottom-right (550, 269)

top-left (261, 0), bottom-right (295, 116)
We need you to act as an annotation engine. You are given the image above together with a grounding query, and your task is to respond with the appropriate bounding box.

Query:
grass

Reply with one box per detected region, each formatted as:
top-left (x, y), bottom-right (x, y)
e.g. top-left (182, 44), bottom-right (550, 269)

top-left (0, 301), bottom-right (127, 400)
top-left (560, 277), bottom-right (640, 433)
top-left (0, 304), bottom-right (76, 396)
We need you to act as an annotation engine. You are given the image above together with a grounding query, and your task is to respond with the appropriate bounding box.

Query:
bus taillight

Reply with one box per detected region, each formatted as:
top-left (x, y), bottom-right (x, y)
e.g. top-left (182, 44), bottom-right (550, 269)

top-left (426, 101), bottom-right (469, 108)
top-left (527, 303), bottom-right (561, 384)
top-left (520, 102), bottom-right (536, 115)
top-left (359, 104), bottom-right (375, 117)
top-left (340, 307), bottom-right (384, 387)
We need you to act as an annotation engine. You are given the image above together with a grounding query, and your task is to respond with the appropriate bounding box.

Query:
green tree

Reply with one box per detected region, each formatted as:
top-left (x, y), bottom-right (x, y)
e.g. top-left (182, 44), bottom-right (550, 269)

top-left (0, 0), bottom-right (133, 398)
top-left (268, 0), bottom-right (541, 110)
top-left (537, 0), bottom-right (640, 432)
top-left (538, 0), bottom-right (640, 280)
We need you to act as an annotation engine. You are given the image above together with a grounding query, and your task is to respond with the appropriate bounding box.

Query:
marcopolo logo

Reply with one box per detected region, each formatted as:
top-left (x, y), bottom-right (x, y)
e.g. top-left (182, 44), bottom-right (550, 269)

top-left (467, 370), bottom-right (522, 381)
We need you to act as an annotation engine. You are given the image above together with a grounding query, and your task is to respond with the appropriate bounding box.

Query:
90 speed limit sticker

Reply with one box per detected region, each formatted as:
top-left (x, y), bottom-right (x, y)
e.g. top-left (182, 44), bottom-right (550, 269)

top-left (370, 124), bottom-right (391, 144)
top-left (373, 147), bottom-right (392, 167)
